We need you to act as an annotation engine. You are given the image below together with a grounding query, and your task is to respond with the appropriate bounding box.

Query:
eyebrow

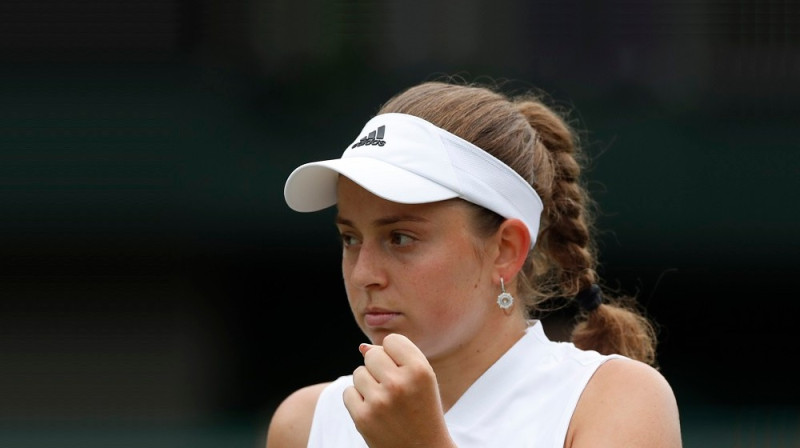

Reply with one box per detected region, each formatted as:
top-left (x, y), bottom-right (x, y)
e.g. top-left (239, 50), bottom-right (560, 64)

top-left (335, 214), bottom-right (430, 228)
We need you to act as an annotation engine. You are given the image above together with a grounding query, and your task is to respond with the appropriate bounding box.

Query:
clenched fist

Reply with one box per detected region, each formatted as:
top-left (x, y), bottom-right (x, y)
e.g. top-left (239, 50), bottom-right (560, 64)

top-left (342, 333), bottom-right (458, 448)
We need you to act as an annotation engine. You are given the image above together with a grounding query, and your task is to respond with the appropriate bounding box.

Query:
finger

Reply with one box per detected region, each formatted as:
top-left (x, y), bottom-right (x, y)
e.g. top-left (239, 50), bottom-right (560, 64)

top-left (359, 343), bottom-right (375, 356)
top-left (363, 344), bottom-right (403, 384)
top-left (342, 384), bottom-right (364, 414)
top-left (381, 333), bottom-right (426, 367)
top-left (351, 365), bottom-right (379, 398)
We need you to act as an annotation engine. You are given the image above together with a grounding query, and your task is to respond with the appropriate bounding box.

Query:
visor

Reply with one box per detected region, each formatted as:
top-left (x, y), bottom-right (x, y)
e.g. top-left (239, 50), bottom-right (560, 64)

top-left (284, 113), bottom-right (543, 248)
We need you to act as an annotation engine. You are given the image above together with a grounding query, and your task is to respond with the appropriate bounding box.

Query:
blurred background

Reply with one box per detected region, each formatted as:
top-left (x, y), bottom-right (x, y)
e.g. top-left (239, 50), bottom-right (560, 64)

top-left (1, 1), bottom-right (798, 447)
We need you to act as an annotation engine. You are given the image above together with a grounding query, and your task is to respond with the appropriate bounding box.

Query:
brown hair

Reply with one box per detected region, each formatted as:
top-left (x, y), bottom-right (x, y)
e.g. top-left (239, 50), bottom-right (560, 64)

top-left (377, 78), bottom-right (658, 367)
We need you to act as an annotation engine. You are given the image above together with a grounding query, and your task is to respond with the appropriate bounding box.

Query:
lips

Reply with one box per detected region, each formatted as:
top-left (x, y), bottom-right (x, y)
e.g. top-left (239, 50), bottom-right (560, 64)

top-left (363, 310), bottom-right (400, 327)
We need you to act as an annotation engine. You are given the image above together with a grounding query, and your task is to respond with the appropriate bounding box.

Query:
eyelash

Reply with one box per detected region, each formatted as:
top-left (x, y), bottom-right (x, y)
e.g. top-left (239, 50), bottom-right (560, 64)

top-left (338, 231), bottom-right (415, 248)
top-left (340, 233), bottom-right (358, 247)
top-left (390, 233), bottom-right (414, 246)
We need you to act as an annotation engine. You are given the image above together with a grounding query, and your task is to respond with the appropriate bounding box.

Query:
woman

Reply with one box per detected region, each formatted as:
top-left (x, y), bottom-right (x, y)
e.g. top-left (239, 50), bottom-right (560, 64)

top-left (267, 79), bottom-right (682, 447)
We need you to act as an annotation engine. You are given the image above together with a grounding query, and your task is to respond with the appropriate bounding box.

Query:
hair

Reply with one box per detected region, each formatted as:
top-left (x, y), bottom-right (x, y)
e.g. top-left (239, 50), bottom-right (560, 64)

top-left (376, 78), bottom-right (658, 367)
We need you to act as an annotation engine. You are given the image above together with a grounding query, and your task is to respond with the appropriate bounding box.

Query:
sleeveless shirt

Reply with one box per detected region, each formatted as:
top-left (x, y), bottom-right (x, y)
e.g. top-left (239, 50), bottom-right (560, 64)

top-left (307, 320), bottom-right (623, 448)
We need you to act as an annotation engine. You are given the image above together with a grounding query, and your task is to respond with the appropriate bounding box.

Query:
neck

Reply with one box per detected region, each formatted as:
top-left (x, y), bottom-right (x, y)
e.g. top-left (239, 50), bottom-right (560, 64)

top-left (431, 316), bottom-right (529, 412)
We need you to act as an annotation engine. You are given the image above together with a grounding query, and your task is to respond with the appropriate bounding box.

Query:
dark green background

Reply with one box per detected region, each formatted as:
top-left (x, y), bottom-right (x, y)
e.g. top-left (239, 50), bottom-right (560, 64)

top-left (1, 1), bottom-right (798, 446)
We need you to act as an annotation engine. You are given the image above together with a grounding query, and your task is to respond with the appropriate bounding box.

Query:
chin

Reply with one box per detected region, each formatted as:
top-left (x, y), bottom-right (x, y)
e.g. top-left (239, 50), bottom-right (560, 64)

top-left (363, 330), bottom-right (389, 345)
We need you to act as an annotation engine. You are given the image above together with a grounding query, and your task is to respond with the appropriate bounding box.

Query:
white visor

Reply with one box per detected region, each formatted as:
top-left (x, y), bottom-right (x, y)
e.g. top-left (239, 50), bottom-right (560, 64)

top-left (284, 113), bottom-right (543, 249)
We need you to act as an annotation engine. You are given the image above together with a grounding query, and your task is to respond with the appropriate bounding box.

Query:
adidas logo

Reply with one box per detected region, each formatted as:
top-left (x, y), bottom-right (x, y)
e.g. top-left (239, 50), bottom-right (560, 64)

top-left (351, 125), bottom-right (386, 148)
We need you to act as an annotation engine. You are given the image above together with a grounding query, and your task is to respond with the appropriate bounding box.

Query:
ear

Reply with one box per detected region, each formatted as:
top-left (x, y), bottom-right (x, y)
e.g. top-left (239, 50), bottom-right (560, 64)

top-left (493, 218), bottom-right (531, 284)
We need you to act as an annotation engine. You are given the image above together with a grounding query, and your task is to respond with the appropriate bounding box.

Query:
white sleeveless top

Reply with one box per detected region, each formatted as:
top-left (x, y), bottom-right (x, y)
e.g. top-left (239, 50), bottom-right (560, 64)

top-left (307, 320), bottom-right (623, 448)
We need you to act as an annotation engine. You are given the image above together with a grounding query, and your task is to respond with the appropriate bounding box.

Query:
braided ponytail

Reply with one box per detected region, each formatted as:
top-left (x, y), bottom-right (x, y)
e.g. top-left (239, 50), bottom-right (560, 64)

top-left (514, 96), bottom-right (658, 367)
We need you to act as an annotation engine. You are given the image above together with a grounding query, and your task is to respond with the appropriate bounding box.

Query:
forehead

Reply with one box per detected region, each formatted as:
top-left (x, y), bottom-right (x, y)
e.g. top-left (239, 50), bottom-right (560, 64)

top-left (336, 176), bottom-right (469, 222)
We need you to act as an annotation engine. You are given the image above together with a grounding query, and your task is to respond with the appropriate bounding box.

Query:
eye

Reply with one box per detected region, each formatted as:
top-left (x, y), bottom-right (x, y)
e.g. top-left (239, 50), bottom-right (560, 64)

top-left (389, 232), bottom-right (415, 246)
top-left (339, 232), bottom-right (360, 248)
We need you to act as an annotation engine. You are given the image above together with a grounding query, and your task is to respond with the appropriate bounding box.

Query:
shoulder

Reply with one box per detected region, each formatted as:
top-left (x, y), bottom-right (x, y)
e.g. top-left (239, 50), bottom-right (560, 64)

top-left (567, 358), bottom-right (682, 448)
top-left (265, 382), bottom-right (331, 448)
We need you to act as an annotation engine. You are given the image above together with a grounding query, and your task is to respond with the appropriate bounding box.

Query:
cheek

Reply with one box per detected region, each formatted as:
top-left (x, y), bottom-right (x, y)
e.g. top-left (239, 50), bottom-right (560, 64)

top-left (341, 257), bottom-right (350, 279)
top-left (412, 252), bottom-right (484, 313)
top-left (409, 256), bottom-right (492, 356)
top-left (341, 260), bottom-right (356, 296)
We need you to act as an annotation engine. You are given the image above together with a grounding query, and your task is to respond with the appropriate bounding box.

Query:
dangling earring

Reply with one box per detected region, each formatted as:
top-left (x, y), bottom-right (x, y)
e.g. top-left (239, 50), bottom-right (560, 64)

top-left (497, 277), bottom-right (514, 310)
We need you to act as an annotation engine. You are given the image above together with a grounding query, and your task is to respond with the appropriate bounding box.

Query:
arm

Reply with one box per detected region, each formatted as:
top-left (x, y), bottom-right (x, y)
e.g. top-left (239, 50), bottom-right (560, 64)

top-left (567, 358), bottom-right (682, 448)
top-left (265, 382), bottom-right (329, 448)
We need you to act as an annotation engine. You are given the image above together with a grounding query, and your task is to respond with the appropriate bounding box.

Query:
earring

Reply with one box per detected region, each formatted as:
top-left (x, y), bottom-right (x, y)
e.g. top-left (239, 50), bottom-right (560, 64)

top-left (497, 277), bottom-right (514, 310)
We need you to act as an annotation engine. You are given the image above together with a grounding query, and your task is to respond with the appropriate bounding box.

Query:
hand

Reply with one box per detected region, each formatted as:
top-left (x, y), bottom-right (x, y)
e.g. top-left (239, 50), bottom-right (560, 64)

top-left (342, 333), bottom-right (456, 448)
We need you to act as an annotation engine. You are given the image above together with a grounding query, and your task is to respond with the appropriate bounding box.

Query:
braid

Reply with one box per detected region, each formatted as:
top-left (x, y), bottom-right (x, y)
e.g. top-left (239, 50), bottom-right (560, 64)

top-left (515, 96), bottom-right (658, 367)
top-left (515, 100), bottom-right (595, 296)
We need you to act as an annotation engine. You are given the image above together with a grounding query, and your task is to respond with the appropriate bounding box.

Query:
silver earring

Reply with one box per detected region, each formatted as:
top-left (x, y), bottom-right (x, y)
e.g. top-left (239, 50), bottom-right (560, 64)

top-left (497, 277), bottom-right (514, 310)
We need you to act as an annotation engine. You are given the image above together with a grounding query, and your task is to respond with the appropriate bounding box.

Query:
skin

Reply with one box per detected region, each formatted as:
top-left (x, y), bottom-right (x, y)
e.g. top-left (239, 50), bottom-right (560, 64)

top-left (265, 176), bottom-right (682, 448)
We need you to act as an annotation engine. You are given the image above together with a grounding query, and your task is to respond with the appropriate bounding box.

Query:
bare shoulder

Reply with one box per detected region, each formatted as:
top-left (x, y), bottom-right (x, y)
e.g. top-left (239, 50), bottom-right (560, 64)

top-left (265, 382), bottom-right (331, 448)
top-left (568, 358), bottom-right (682, 448)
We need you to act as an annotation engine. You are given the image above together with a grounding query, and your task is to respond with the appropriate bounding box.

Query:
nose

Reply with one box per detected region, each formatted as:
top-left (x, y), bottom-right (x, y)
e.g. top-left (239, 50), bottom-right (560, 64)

top-left (346, 239), bottom-right (386, 291)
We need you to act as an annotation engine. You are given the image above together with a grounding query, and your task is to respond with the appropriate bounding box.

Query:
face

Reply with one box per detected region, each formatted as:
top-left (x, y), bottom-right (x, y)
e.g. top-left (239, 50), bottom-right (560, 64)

top-left (335, 177), bottom-right (500, 360)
